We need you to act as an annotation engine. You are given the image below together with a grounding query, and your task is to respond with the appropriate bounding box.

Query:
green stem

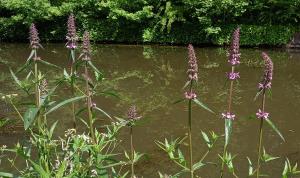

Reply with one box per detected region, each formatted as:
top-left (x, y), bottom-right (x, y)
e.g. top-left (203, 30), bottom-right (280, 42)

top-left (70, 49), bottom-right (77, 129)
top-left (220, 66), bottom-right (235, 178)
top-left (188, 80), bottom-right (193, 178)
top-left (256, 90), bottom-right (266, 178)
top-left (130, 126), bottom-right (135, 178)
top-left (220, 144), bottom-right (227, 178)
top-left (85, 61), bottom-right (95, 143)
top-left (34, 50), bottom-right (41, 132)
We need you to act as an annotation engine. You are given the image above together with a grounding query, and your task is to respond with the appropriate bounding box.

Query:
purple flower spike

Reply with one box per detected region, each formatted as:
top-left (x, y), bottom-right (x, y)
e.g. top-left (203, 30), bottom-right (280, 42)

top-left (29, 23), bottom-right (41, 49)
top-left (258, 52), bottom-right (273, 90)
top-left (228, 28), bottom-right (240, 66)
top-left (66, 14), bottom-right (78, 49)
top-left (228, 72), bottom-right (240, 80)
top-left (184, 91), bottom-right (197, 100)
top-left (81, 31), bottom-right (91, 61)
top-left (256, 109), bottom-right (269, 119)
top-left (127, 106), bottom-right (141, 121)
top-left (187, 44), bottom-right (198, 81)
top-left (221, 112), bottom-right (235, 120)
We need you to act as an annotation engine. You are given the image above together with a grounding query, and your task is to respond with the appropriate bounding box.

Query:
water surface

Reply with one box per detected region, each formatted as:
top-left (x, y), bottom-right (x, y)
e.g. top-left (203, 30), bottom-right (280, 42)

top-left (0, 43), bottom-right (299, 177)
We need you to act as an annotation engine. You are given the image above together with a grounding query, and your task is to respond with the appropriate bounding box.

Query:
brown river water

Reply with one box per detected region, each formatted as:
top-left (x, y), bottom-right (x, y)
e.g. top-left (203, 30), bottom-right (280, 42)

top-left (0, 43), bottom-right (299, 177)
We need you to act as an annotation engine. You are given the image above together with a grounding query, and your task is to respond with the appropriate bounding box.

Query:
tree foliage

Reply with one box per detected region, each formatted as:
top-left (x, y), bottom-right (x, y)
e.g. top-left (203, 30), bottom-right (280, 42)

top-left (0, 0), bottom-right (299, 45)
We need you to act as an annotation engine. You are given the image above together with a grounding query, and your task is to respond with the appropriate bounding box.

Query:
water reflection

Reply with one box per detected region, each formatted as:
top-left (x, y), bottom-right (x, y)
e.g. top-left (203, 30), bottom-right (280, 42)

top-left (0, 43), bottom-right (299, 177)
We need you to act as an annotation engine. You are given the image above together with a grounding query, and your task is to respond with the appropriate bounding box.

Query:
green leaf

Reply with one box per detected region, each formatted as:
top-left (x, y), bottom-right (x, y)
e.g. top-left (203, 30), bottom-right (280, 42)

top-left (70, 50), bottom-right (76, 63)
top-left (88, 61), bottom-right (103, 75)
top-left (192, 161), bottom-right (205, 171)
top-left (192, 98), bottom-right (214, 114)
top-left (27, 50), bottom-right (35, 62)
top-left (24, 106), bottom-right (39, 130)
top-left (45, 95), bottom-right (86, 115)
top-left (29, 160), bottom-right (50, 178)
top-left (182, 80), bottom-right (190, 89)
top-left (49, 121), bottom-right (58, 138)
top-left (225, 119), bottom-right (232, 147)
top-left (10, 68), bottom-right (28, 93)
top-left (0, 172), bottom-right (15, 178)
top-left (94, 106), bottom-right (112, 120)
top-left (55, 160), bottom-right (67, 178)
top-left (38, 60), bottom-right (61, 69)
top-left (173, 98), bottom-right (185, 104)
top-left (247, 157), bottom-right (254, 176)
top-left (265, 118), bottom-right (285, 142)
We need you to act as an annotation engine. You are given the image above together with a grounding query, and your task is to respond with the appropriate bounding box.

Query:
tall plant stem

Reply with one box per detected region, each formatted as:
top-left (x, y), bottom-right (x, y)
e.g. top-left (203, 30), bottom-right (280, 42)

top-left (70, 49), bottom-right (77, 129)
top-left (84, 61), bottom-right (95, 143)
top-left (188, 80), bottom-right (193, 178)
top-left (34, 50), bottom-right (41, 132)
top-left (220, 66), bottom-right (235, 178)
top-left (130, 126), bottom-right (135, 178)
top-left (256, 90), bottom-right (266, 178)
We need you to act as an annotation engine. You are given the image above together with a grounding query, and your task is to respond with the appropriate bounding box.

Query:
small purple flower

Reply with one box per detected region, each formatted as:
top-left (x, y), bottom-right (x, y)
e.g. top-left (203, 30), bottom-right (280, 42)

top-left (228, 28), bottom-right (240, 66)
top-left (228, 72), bottom-right (240, 80)
top-left (184, 91), bottom-right (197, 100)
top-left (66, 14), bottom-right (78, 49)
top-left (258, 52), bottom-right (273, 90)
top-left (187, 44), bottom-right (198, 81)
top-left (91, 102), bottom-right (97, 108)
top-left (221, 112), bottom-right (236, 120)
top-left (127, 106), bottom-right (141, 121)
top-left (29, 23), bottom-right (41, 49)
top-left (81, 31), bottom-right (91, 61)
top-left (256, 109), bottom-right (269, 119)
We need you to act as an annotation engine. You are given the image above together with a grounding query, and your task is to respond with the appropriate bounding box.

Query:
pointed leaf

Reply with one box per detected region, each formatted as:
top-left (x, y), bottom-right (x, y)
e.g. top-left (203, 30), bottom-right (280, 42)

top-left (225, 119), bottom-right (232, 147)
top-left (94, 106), bottom-right (113, 121)
top-left (27, 50), bottom-right (35, 62)
top-left (29, 160), bottom-right (50, 178)
top-left (0, 172), bottom-right (14, 178)
top-left (192, 161), bottom-right (205, 171)
top-left (88, 61), bottom-right (102, 75)
top-left (265, 118), bottom-right (285, 142)
top-left (38, 60), bottom-right (61, 69)
top-left (45, 96), bottom-right (86, 115)
top-left (192, 98), bottom-right (214, 114)
top-left (24, 106), bottom-right (39, 130)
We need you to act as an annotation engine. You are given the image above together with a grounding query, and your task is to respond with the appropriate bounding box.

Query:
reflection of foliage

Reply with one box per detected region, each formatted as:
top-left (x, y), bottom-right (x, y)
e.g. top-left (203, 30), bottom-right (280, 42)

top-left (213, 83), bottom-right (242, 105)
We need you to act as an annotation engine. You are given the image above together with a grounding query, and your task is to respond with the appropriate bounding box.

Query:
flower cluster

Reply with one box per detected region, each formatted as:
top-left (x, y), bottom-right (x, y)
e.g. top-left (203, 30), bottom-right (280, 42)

top-left (187, 44), bottom-right (198, 81)
top-left (40, 79), bottom-right (48, 98)
top-left (184, 91), bottom-right (197, 100)
top-left (29, 23), bottom-right (41, 49)
top-left (258, 52), bottom-right (273, 90)
top-left (221, 112), bottom-right (236, 120)
top-left (228, 28), bottom-right (240, 66)
top-left (127, 105), bottom-right (141, 121)
top-left (81, 31), bottom-right (91, 61)
top-left (228, 72), bottom-right (240, 80)
top-left (66, 14), bottom-right (78, 49)
top-left (256, 109), bottom-right (269, 119)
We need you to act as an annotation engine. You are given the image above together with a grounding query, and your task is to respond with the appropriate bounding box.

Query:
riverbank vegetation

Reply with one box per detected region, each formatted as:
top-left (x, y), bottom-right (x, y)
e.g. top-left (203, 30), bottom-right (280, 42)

top-left (1, 0), bottom-right (299, 46)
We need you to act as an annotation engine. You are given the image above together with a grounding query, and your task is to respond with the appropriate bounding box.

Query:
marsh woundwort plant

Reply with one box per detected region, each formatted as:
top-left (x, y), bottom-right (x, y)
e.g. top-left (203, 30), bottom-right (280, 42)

top-left (220, 27), bottom-right (240, 178)
top-left (30, 23), bottom-right (43, 131)
top-left (126, 105), bottom-right (142, 178)
top-left (66, 14), bottom-right (78, 129)
top-left (185, 44), bottom-right (198, 178)
top-left (80, 31), bottom-right (96, 143)
top-left (156, 44), bottom-right (215, 178)
top-left (255, 52), bottom-right (273, 178)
